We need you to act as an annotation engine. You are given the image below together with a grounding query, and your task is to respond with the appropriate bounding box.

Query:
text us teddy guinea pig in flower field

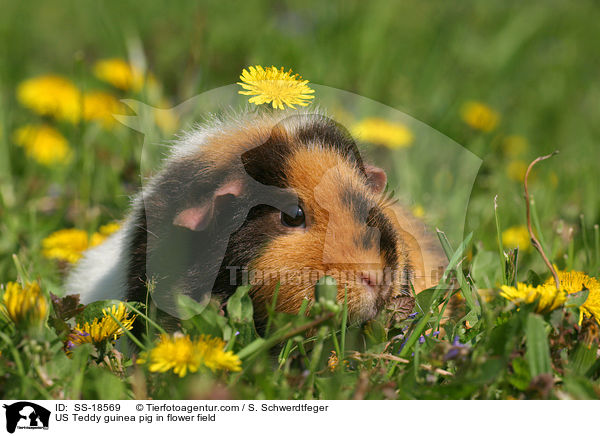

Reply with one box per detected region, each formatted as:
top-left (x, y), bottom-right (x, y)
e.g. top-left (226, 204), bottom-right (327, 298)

top-left (65, 110), bottom-right (447, 326)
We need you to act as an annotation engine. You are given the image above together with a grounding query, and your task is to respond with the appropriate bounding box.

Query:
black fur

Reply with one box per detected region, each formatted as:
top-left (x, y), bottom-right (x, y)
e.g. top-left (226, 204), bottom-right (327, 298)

top-left (341, 184), bottom-right (400, 274)
top-left (294, 115), bottom-right (365, 172)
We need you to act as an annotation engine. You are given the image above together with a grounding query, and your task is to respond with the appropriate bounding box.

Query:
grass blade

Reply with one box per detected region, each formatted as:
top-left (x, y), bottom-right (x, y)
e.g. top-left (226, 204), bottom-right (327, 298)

top-left (494, 195), bottom-right (507, 285)
top-left (436, 230), bottom-right (479, 315)
top-left (525, 313), bottom-right (551, 377)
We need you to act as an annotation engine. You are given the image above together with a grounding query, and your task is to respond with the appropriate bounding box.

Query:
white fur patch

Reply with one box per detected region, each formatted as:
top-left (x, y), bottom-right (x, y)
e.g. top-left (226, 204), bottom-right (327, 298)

top-left (64, 220), bottom-right (132, 304)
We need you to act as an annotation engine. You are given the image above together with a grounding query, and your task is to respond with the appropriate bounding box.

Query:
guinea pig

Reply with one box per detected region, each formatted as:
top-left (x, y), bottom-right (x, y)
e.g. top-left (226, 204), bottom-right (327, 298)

top-left (65, 110), bottom-right (446, 325)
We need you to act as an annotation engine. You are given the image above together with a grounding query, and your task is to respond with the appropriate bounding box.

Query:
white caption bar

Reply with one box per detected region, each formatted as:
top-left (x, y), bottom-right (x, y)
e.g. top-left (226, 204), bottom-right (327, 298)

top-left (0, 400), bottom-right (588, 435)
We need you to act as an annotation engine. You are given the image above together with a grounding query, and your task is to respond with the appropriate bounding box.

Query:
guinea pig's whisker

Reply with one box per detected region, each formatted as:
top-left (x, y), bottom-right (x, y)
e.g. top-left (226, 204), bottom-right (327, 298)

top-left (376, 190), bottom-right (399, 210)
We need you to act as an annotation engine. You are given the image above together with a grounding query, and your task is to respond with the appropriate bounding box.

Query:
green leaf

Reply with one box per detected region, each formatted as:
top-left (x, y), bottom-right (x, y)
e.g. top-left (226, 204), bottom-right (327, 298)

top-left (525, 313), bottom-right (552, 377)
top-left (525, 269), bottom-right (543, 287)
top-left (414, 288), bottom-right (438, 315)
top-left (504, 248), bottom-right (519, 286)
top-left (507, 357), bottom-right (531, 391)
top-left (314, 276), bottom-right (338, 303)
top-left (50, 293), bottom-right (84, 321)
top-left (227, 285), bottom-right (256, 346)
top-left (315, 373), bottom-right (355, 399)
top-left (466, 357), bottom-right (505, 385)
top-left (568, 342), bottom-right (598, 375)
top-left (471, 250), bottom-right (501, 288)
top-left (565, 289), bottom-right (589, 308)
top-left (176, 293), bottom-right (209, 319)
top-left (561, 376), bottom-right (599, 399)
top-left (488, 312), bottom-right (521, 357)
top-left (458, 309), bottom-right (479, 329)
top-left (82, 366), bottom-right (128, 399)
top-left (49, 293), bottom-right (83, 337)
top-left (363, 319), bottom-right (387, 346)
top-left (227, 285), bottom-right (254, 323)
top-left (436, 230), bottom-right (480, 315)
top-left (181, 299), bottom-right (231, 339)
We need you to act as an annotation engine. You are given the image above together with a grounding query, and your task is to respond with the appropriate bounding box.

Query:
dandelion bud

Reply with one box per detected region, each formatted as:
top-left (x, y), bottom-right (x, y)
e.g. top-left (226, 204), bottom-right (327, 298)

top-left (315, 276), bottom-right (338, 303)
top-left (2, 282), bottom-right (48, 327)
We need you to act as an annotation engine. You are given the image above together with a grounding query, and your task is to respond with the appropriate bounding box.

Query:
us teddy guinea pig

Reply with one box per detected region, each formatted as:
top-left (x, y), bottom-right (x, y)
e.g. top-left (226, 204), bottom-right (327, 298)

top-left (65, 111), bottom-right (446, 326)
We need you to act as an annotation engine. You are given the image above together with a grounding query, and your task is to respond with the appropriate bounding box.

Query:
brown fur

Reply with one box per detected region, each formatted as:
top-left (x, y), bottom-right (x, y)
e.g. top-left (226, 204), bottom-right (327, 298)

top-left (384, 204), bottom-right (447, 293)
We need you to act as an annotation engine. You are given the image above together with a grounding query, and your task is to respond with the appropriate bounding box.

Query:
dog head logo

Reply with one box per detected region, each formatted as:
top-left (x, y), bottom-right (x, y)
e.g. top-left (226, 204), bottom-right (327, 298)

top-left (3, 402), bottom-right (50, 433)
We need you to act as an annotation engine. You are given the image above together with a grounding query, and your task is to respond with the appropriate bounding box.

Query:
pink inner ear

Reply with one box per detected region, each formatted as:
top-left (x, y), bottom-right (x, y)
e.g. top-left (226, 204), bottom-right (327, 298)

top-left (364, 164), bottom-right (387, 194)
top-left (172, 179), bottom-right (244, 231)
top-left (173, 204), bottom-right (213, 231)
top-left (215, 179), bottom-right (243, 197)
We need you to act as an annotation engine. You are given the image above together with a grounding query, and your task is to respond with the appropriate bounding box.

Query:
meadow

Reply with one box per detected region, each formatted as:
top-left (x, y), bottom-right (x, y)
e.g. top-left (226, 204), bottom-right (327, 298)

top-left (1, 1), bottom-right (599, 399)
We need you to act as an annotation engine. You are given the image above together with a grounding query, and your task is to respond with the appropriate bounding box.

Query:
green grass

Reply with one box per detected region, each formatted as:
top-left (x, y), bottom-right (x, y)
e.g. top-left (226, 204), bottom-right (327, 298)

top-left (1, 0), bottom-right (600, 400)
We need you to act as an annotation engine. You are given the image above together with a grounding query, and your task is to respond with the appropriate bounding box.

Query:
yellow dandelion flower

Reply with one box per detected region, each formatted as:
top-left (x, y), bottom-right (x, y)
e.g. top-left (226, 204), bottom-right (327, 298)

top-left (137, 334), bottom-right (199, 377)
top-left (237, 65), bottom-right (315, 110)
top-left (506, 160), bottom-right (528, 182)
top-left (17, 75), bottom-right (81, 123)
top-left (412, 204), bottom-right (425, 218)
top-left (545, 270), bottom-right (600, 325)
top-left (194, 334), bottom-right (242, 372)
top-left (43, 223), bottom-right (120, 264)
top-left (138, 333), bottom-right (241, 377)
top-left (460, 101), bottom-right (500, 132)
top-left (1, 282), bottom-right (48, 327)
top-left (13, 124), bottom-right (72, 166)
top-left (90, 222), bottom-right (121, 247)
top-left (502, 135), bottom-right (529, 157)
top-left (98, 222), bottom-right (121, 236)
top-left (89, 234), bottom-right (105, 248)
top-left (351, 118), bottom-right (414, 149)
top-left (83, 91), bottom-right (126, 127)
top-left (500, 282), bottom-right (566, 313)
top-left (501, 270), bottom-right (600, 324)
top-left (68, 303), bottom-right (136, 347)
top-left (502, 225), bottom-right (531, 251)
top-left (480, 288), bottom-right (496, 303)
top-left (42, 228), bottom-right (89, 263)
top-left (93, 58), bottom-right (144, 92)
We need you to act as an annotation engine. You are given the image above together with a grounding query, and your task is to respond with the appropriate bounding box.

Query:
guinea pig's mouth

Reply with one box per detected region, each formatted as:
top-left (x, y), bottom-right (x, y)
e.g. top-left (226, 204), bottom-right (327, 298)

top-left (337, 272), bottom-right (390, 322)
top-left (354, 269), bottom-right (395, 321)
top-left (358, 271), bottom-right (380, 294)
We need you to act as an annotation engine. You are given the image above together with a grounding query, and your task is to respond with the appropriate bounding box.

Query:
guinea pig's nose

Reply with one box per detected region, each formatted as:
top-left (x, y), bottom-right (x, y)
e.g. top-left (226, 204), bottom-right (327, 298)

top-left (359, 271), bottom-right (380, 292)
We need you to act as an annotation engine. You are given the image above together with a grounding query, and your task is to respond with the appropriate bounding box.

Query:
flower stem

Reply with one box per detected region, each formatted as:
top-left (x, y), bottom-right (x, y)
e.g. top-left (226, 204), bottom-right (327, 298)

top-left (123, 301), bottom-right (167, 335)
top-left (580, 214), bottom-right (591, 269)
top-left (524, 151), bottom-right (560, 289)
top-left (594, 224), bottom-right (600, 272)
top-left (494, 195), bottom-right (507, 285)
top-left (107, 312), bottom-right (146, 350)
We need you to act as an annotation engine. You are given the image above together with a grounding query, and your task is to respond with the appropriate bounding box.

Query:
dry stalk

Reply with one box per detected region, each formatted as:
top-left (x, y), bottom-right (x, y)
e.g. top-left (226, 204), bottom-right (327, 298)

top-left (524, 151), bottom-right (560, 289)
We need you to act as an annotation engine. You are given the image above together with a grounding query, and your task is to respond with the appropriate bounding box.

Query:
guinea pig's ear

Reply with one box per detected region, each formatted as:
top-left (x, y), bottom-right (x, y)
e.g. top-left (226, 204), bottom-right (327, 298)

top-left (364, 164), bottom-right (387, 194)
top-left (173, 180), bottom-right (243, 231)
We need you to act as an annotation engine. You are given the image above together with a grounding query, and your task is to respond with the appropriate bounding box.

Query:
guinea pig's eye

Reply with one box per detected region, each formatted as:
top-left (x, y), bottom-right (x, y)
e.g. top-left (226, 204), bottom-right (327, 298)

top-left (280, 205), bottom-right (306, 228)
